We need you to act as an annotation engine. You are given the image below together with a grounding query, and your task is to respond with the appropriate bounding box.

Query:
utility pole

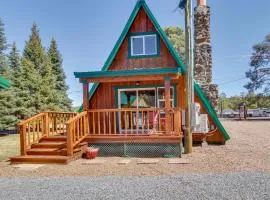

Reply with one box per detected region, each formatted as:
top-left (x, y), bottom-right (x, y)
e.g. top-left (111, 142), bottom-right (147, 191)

top-left (184, 0), bottom-right (193, 154)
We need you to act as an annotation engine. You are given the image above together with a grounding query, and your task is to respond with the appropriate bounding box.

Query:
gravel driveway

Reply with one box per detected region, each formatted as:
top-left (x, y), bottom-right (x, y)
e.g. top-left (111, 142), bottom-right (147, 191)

top-left (1, 121), bottom-right (270, 177)
top-left (0, 172), bottom-right (269, 200)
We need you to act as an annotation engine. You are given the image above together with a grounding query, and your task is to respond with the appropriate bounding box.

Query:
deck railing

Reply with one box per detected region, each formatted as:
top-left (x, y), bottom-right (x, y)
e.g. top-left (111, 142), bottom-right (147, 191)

top-left (66, 111), bottom-right (89, 156)
top-left (47, 112), bottom-right (77, 136)
top-left (18, 109), bottom-right (181, 157)
top-left (87, 108), bottom-right (182, 136)
top-left (18, 111), bottom-right (77, 155)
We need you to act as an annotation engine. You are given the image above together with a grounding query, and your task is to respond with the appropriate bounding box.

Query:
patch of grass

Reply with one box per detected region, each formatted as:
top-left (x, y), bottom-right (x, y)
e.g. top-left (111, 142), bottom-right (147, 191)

top-left (0, 134), bottom-right (20, 161)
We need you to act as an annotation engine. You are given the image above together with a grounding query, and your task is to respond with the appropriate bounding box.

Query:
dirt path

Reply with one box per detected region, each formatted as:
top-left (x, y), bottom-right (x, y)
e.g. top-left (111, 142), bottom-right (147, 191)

top-left (0, 121), bottom-right (269, 177)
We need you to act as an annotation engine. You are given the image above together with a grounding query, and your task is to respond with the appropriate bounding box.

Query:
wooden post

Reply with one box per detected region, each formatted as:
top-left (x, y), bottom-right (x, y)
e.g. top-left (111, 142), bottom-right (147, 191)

top-left (43, 112), bottom-right (49, 137)
top-left (19, 125), bottom-right (27, 156)
top-left (164, 77), bottom-right (171, 135)
top-left (66, 123), bottom-right (73, 156)
top-left (82, 81), bottom-right (89, 111)
top-left (174, 109), bottom-right (181, 135)
top-left (184, 0), bottom-right (193, 153)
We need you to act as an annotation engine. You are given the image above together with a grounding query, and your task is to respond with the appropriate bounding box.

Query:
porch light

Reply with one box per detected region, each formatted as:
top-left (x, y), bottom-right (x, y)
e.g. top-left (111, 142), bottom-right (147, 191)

top-left (136, 81), bottom-right (140, 86)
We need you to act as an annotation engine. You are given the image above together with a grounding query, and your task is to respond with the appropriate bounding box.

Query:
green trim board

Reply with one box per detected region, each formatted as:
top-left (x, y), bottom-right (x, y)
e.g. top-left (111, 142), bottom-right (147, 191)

top-left (0, 76), bottom-right (10, 89)
top-left (74, 67), bottom-right (181, 79)
top-left (194, 83), bottom-right (230, 140)
top-left (77, 0), bottom-right (230, 141)
top-left (128, 32), bottom-right (160, 59)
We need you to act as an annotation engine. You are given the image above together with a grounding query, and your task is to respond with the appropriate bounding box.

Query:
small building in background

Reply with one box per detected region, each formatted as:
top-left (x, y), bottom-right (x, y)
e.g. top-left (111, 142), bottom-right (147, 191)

top-left (0, 76), bottom-right (10, 89)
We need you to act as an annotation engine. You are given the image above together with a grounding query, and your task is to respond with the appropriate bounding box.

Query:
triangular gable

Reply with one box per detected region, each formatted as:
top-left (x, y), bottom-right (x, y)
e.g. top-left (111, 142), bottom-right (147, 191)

top-left (79, 0), bottom-right (230, 141)
top-left (86, 0), bottom-right (186, 105)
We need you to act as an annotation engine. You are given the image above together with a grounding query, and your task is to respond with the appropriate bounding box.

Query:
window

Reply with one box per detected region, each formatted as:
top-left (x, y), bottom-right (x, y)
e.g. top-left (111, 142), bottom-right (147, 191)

top-left (157, 87), bottom-right (175, 109)
top-left (129, 33), bottom-right (159, 57)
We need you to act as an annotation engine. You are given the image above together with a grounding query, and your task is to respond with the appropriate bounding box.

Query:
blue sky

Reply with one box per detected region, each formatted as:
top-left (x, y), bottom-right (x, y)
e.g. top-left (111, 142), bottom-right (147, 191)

top-left (1, 0), bottom-right (269, 106)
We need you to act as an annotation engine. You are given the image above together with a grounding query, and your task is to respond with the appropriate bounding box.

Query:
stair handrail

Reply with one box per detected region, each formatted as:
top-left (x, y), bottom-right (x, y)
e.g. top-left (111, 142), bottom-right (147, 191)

top-left (66, 111), bottom-right (89, 156)
top-left (18, 111), bottom-right (78, 156)
top-left (18, 112), bottom-right (47, 156)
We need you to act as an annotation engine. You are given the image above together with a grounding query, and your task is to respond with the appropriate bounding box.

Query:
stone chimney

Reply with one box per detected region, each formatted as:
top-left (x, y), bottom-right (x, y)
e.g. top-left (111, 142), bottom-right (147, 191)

top-left (194, 0), bottom-right (218, 108)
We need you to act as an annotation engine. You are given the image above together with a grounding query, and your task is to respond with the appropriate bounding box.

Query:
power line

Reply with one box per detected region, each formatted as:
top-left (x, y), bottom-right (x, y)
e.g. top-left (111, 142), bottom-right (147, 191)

top-left (217, 77), bottom-right (248, 85)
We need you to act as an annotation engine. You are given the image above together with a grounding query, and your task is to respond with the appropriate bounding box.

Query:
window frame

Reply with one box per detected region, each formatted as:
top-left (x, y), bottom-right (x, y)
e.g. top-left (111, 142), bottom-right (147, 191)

top-left (128, 32), bottom-right (160, 59)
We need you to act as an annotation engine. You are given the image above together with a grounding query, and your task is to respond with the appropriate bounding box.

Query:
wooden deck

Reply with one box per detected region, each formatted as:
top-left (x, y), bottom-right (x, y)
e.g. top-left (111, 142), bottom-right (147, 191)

top-left (11, 109), bottom-right (184, 164)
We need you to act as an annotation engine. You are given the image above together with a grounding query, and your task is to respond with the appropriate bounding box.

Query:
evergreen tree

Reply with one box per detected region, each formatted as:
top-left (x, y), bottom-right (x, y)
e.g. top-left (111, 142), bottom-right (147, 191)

top-left (0, 21), bottom-right (18, 129)
top-left (9, 42), bottom-right (20, 70)
top-left (23, 23), bottom-right (46, 72)
top-left (164, 26), bottom-right (185, 59)
top-left (0, 18), bottom-right (8, 74)
top-left (0, 18), bottom-right (7, 55)
top-left (20, 23), bottom-right (58, 117)
top-left (48, 38), bottom-right (72, 111)
top-left (8, 42), bottom-right (25, 121)
top-left (245, 33), bottom-right (270, 94)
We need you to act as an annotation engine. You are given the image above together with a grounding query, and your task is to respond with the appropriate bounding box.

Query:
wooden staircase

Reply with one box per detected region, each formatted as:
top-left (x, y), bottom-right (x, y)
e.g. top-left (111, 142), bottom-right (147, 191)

top-left (10, 111), bottom-right (89, 165)
top-left (11, 136), bottom-right (87, 164)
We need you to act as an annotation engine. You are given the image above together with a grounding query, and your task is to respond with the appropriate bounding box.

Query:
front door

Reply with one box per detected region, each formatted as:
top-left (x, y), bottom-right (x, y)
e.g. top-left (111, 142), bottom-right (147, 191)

top-left (118, 88), bottom-right (156, 133)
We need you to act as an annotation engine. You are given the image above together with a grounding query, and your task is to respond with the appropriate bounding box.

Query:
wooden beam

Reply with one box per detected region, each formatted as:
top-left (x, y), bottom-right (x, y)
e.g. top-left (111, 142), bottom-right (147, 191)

top-left (84, 135), bottom-right (183, 144)
top-left (164, 77), bottom-right (171, 135)
top-left (81, 74), bottom-right (179, 83)
top-left (82, 81), bottom-right (89, 111)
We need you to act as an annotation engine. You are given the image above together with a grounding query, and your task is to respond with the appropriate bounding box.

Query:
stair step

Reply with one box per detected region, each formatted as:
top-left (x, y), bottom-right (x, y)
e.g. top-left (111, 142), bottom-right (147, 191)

top-left (27, 148), bottom-right (81, 156)
top-left (31, 142), bottom-right (66, 149)
top-left (10, 155), bottom-right (70, 164)
top-left (39, 136), bottom-right (67, 142)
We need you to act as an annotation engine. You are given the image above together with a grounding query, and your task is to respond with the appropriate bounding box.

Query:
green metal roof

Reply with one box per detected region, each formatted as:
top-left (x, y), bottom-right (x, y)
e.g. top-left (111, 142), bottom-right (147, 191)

top-left (194, 83), bottom-right (230, 140)
top-left (0, 76), bottom-right (10, 89)
top-left (74, 67), bottom-right (181, 79)
top-left (77, 0), bottom-right (230, 141)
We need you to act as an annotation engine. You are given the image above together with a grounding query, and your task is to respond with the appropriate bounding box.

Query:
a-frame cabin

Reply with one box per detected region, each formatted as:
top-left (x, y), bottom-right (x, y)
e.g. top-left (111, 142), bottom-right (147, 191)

top-left (74, 0), bottom-right (230, 144)
top-left (11, 0), bottom-right (229, 164)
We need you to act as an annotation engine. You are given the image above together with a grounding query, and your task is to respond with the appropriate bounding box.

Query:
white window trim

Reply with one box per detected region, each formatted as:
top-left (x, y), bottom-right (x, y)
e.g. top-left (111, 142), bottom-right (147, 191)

top-left (157, 87), bottom-right (175, 108)
top-left (130, 34), bottom-right (157, 56)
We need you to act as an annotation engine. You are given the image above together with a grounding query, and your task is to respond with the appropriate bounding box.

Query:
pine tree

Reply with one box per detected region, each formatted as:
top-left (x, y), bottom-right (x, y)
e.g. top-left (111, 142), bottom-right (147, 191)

top-left (48, 38), bottom-right (72, 111)
top-left (23, 23), bottom-right (46, 72)
top-left (20, 23), bottom-right (58, 117)
top-left (8, 42), bottom-right (25, 121)
top-left (9, 42), bottom-right (20, 70)
top-left (0, 18), bottom-right (7, 55)
top-left (0, 18), bottom-right (8, 74)
top-left (245, 33), bottom-right (270, 94)
top-left (0, 21), bottom-right (18, 129)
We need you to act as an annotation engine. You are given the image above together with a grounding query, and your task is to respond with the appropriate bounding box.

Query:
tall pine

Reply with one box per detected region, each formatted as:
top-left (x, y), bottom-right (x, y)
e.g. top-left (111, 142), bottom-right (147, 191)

top-left (0, 19), bottom-right (18, 129)
top-left (0, 18), bottom-right (8, 74)
top-left (21, 23), bottom-right (58, 117)
top-left (0, 18), bottom-right (7, 55)
top-left (48, 38), bottom-right (72, 111)
top-left (8, 42), bottom-right (24, 120)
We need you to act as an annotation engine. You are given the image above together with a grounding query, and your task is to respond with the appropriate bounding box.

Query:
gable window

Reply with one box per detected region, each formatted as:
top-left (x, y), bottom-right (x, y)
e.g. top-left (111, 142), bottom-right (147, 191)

top-left (129, 33), bottom-right (159, 58)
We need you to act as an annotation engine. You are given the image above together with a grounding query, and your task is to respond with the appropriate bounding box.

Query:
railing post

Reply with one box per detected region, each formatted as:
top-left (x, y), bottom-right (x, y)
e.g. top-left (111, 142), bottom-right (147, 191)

top-left (66, 123), bottom-right (73, 156)
top-left (82, 81), bottom-right (89, 111)
top-left (174, 109), bottom-right (181, 135)
top-left (43, 112), bottom-right (49, 137)
top-left (19, 124), bottom-right (27, 156)
top-left (164, 76), bottom-right (171, 134)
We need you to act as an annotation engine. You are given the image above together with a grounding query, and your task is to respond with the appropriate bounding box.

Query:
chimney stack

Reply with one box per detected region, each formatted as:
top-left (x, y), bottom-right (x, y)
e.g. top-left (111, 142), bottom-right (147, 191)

top-left (197, 0), bottom-right (206, 6)
top-left (194, 0), bottom-right (218, 108)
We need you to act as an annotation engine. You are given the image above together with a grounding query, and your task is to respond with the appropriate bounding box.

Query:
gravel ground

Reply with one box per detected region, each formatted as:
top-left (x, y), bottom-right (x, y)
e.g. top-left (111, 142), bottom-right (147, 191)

top-left (0, 172), bottom-right (269, 200)
top-left (0, 121), bottom-right (270, 177)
